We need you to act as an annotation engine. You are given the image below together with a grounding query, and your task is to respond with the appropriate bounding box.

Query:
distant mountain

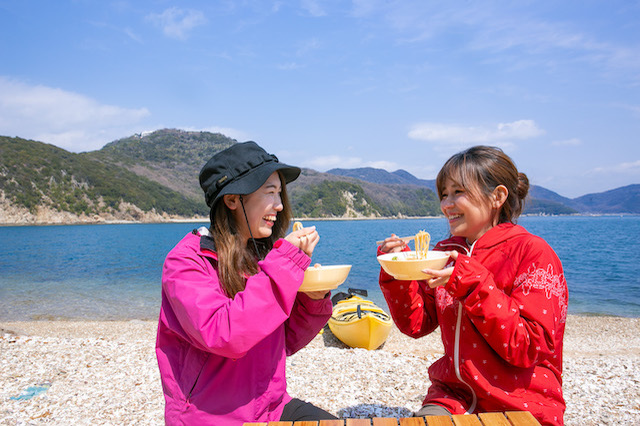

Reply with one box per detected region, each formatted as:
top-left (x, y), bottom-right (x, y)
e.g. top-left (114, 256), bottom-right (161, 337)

top-left (528, 185), bottom-right (573, 205)
top-left (326, 167), bottom-right (638, 215)
top-left (328, 167), bottom-right (436, 191)
top-left (1, 129), bottom-right (637, 225)
top-left (328, 167), bottom-right (408, 185)
top-left (526, 185), bottom-right (579, 215)
top-left (391, 169), bottom-right (437, 191)
top-left (573, 184), bottom-right (640, 214)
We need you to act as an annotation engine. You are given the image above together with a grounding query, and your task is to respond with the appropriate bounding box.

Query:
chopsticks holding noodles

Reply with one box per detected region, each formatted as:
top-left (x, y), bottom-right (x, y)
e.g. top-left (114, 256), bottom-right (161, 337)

top-left (375, 235), bottom-right (415, 245)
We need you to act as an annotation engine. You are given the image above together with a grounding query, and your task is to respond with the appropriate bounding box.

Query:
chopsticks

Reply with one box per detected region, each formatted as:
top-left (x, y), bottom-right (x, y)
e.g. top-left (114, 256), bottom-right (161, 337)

top-left (375, 235), bottom-right (415, 245)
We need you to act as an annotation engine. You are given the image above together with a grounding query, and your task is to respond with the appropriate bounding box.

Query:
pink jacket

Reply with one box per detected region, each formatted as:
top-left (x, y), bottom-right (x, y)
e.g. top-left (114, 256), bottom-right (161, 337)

top-left (156, 229), bottom-right (332, 426)
top-left (379, 223), bottom-right (568, 426)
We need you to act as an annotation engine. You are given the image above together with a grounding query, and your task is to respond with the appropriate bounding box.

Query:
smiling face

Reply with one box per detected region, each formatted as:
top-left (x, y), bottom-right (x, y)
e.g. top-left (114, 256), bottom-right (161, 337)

top-left (439, 178), bottom-right (502, 243)
top-left (224, 171), bottom-right (284, 242)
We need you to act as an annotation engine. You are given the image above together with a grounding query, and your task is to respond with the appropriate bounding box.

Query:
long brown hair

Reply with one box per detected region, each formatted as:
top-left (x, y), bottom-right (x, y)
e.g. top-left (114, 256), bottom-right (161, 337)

top-left (436, 145), bottom-right (529, 224)
top-left (209, 171), bottom-right (294, 298)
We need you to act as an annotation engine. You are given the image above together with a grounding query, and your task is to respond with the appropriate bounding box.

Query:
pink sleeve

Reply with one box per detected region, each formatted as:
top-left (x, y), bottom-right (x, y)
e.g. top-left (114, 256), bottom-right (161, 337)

top-left (162, 239), bottom-right (310, 359)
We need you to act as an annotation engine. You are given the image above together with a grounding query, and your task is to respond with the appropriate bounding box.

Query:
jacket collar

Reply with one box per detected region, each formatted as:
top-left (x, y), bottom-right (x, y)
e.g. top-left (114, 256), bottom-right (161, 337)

top-left (193, 227), bottom-right (217, 258)
top-left (437, 223), bottom-right (528, 253)
top-left (476, 223), bottom-right (528, 249)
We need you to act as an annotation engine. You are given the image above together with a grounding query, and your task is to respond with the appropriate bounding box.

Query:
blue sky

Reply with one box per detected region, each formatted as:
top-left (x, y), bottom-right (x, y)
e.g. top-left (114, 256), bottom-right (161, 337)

top-left (1, 1), bottom-right (639, 198)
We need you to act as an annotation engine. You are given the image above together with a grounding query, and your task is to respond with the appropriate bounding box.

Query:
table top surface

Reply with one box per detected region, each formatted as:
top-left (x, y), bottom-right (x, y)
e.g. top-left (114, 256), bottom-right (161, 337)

top-left (242, 410), bottom-right (542, 426)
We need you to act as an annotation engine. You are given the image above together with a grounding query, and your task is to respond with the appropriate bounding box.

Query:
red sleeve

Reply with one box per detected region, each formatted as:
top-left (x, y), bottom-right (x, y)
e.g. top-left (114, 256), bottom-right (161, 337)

top-left (377, 246), bottom-right (439, 338)
top-left (446, 239), bottom-right (567, 368)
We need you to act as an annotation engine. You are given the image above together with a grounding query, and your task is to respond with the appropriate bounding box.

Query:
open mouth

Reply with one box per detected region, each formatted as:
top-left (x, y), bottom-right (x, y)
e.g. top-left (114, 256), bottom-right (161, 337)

top-left (263, 215), bottom-right (277, 225)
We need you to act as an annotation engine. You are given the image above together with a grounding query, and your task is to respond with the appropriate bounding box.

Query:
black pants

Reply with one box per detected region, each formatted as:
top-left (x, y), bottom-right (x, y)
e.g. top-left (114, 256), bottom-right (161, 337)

top-left (280, 398), bottom-right (338, 421)
top-left (413, 404), bottom-right (452, 417)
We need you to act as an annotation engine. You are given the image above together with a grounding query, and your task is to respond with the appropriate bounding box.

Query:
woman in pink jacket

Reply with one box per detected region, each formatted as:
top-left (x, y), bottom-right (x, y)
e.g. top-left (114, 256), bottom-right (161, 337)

top-left (156, 141), bottom-right (336, 425)
top-left (378, 146), bottom-right (568, 426)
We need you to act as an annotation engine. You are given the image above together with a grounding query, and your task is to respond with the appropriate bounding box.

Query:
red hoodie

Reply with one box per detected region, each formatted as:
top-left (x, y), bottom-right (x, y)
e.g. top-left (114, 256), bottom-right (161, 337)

top-left (379, 223), bottom-right (567, 426)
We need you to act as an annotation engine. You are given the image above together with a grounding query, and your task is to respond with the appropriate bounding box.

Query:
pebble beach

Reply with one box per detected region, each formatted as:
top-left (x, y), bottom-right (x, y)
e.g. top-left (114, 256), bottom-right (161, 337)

top-left (1, 315), bottom-right (638, 425)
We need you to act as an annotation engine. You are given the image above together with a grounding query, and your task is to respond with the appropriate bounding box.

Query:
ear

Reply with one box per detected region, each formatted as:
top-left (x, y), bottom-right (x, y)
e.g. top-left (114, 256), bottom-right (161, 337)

top-left (492, 185), bottom-right (508, 209)
top-left (223, 194), bottom-right (240, 210)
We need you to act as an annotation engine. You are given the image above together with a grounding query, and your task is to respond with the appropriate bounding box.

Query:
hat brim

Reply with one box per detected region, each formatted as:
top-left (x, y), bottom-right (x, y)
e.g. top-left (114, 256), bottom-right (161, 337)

top-left (210, 162), bottom-right (300, 207)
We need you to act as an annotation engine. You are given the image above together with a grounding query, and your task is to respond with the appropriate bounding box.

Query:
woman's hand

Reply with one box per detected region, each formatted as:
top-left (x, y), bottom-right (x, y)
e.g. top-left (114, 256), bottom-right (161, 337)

top-left (424, 251), bottom-right (458, 288)
top-left (285, 225), bottom-right (319, 257)
top-left (379, 234), bottom-right (408, 254)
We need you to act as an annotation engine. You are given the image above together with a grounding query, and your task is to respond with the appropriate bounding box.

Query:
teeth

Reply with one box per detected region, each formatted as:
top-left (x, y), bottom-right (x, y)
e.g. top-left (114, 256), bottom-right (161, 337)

top-left (264, 215), bottom-right (276, 222)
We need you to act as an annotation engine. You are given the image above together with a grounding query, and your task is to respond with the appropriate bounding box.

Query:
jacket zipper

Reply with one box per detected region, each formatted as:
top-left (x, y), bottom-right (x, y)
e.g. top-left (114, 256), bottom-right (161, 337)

top-left (453, 242), bottom-right (477, 414)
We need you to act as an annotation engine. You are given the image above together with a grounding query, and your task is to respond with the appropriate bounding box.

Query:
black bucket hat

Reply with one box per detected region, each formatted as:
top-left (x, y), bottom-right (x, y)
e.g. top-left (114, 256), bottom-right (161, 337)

top-left (199, 141), bottom-right (301, 208)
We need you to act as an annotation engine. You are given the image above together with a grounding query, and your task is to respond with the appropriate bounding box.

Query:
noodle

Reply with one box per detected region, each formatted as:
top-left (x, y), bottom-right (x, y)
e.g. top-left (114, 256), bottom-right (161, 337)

top-left (414, 230), bottom-right (430, 259)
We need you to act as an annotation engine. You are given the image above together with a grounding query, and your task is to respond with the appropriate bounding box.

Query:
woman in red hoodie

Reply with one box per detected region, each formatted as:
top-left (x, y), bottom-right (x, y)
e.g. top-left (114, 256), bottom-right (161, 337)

top-left (378, 146), bottom-right (568, 426)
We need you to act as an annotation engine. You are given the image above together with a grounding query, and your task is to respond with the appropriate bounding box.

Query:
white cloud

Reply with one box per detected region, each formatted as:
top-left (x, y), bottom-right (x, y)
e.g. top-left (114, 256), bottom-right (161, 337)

top-left (346, 2), bottom-right (640, 83)
top-left (301, 0), bottom-right (327, 17)
top-left (0, 77), bottom-right (150, 152)
top-left (304, 155), bottom-right (363, 170)
top-left (296, 38), bottom-right (322, 56)
top-left (302, 155), bottom-right (399, 172)
top-left (408, 120), bottom-right (545, 147)
top-left (184, 126), bottom-right (248, 142)
top-left (619, 160), bottom-right (640, 172)
top-left (590, 160), bottom-right (640, 175)
top-left (616, 102), bottom-right (640, 118)
top-left (367, 160), bottom-right (398, 170)
top-left (123, 27), bottom-right (143, 43)
top-left (146, 8), bottom-right (207, 40)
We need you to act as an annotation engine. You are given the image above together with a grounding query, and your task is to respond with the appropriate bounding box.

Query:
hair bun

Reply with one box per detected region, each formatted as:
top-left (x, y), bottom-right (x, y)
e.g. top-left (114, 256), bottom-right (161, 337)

top-left (516, 172), bottom-right (530, 200)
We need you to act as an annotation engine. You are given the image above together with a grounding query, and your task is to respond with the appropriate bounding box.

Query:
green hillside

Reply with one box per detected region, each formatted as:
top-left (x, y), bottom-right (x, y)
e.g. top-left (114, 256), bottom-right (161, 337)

top-left (289, 168), bottom-right (441, 218)
top-left (0, 131), bottom-right (443, 222)
top-left (88, 129), bottom-right (443, 219)
top-left (292, 180), bottom-right (379, 217)
top-left (2, 129), bottom-right (634, 224)
top-left (0, 136), bottom-right (206, 218)
top-left (86, 129), bottom-right (237, 201)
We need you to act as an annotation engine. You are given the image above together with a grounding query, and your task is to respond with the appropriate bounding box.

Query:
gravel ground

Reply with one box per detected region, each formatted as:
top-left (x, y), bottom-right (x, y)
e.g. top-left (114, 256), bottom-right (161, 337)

top-left (1, 315), bottom-right (638, 425)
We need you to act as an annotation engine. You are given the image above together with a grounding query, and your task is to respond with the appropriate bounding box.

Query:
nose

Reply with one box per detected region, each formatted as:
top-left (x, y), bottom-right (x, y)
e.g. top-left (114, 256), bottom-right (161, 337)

top-left (274, 194), bottom-right (283, 211)
top-left (440, 197), bottom-right (453, 213)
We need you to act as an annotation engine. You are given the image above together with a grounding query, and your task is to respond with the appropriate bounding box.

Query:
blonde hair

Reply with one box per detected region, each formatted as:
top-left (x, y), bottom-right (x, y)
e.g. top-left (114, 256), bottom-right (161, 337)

top-left (209, 171), bottom-right (294, 298)
top-left (436, 145), bottom-right (529, 224)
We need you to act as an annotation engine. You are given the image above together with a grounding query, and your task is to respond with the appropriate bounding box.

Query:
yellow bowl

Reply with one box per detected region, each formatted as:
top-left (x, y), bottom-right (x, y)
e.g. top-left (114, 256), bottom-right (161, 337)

top-left (377, 251), bottom-right (449, 281)
top-left (298, 264), bottom-right (352, 292)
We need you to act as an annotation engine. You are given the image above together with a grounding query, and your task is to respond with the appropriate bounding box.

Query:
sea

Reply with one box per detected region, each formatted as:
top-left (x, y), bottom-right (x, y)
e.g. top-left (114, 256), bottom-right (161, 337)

top-left (1, 216), bottom-right (639, 321)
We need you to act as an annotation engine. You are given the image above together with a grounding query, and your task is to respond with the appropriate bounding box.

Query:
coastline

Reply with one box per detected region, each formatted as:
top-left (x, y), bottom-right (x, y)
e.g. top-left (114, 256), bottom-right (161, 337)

top-left (3, 212), bottom-right (639, 227)
top-left (1, 315), bottom-right (638, 425)
top-left (0, 215), bottom-right (442, 227)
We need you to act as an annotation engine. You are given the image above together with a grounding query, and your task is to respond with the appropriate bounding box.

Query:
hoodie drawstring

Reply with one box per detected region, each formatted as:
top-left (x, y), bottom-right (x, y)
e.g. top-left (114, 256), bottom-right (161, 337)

top-left (239, 195), bottom-right (261, 259)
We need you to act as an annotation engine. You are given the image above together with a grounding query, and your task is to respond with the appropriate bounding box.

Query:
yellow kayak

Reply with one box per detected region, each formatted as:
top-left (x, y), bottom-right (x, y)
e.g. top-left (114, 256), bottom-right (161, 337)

top-left (328, 293), bottom-right (392, 350)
